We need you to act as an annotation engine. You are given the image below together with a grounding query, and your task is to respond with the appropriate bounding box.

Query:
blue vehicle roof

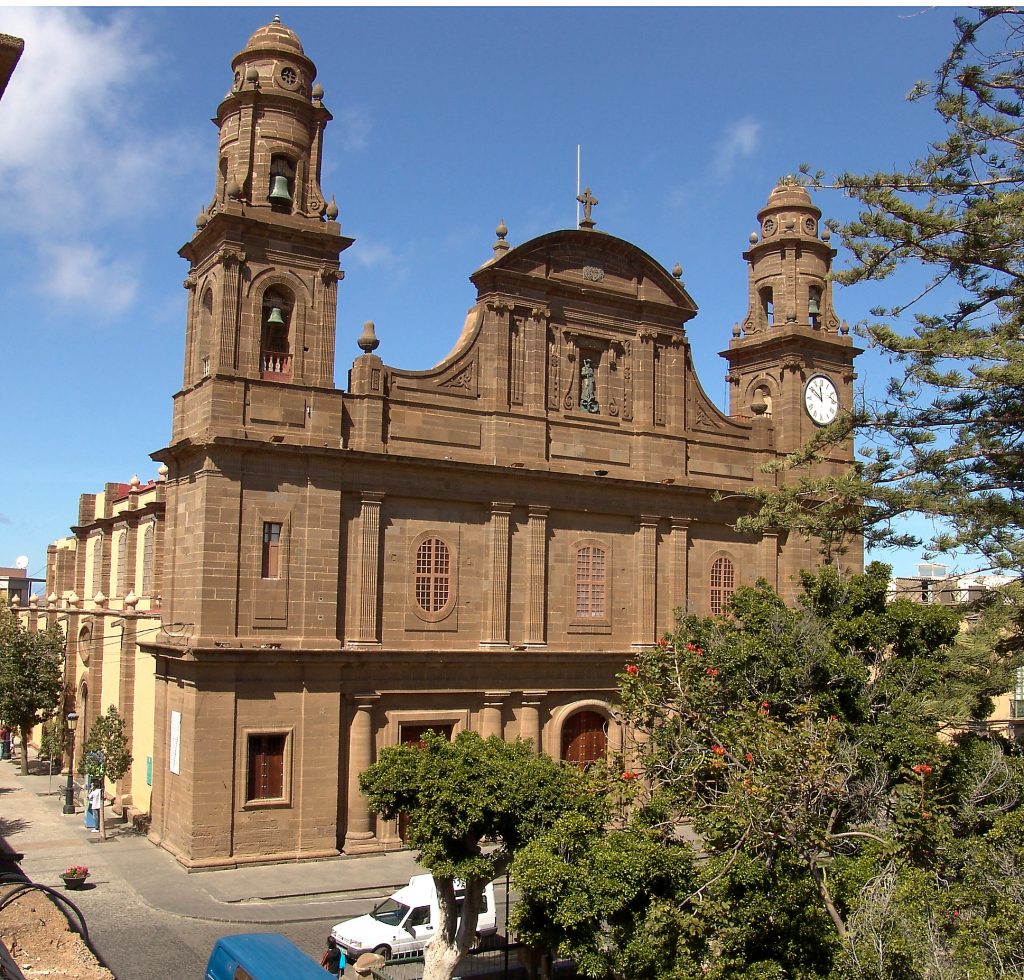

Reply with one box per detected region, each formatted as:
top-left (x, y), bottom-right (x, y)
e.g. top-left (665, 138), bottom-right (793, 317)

top-left (207, 933), bottom-right (326, 980)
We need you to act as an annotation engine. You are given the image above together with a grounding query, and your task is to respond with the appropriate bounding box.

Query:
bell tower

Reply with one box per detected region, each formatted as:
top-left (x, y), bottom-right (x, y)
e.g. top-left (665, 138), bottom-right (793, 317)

top-left (174, 15), bottom-right (352, 446)
top-left (723, 181), bottom-right (860, 459)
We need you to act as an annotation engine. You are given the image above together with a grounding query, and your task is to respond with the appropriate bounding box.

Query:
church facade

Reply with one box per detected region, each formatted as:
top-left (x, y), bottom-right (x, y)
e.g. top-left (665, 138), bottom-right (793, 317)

top-left (33, 18), bottom-right (861, 869)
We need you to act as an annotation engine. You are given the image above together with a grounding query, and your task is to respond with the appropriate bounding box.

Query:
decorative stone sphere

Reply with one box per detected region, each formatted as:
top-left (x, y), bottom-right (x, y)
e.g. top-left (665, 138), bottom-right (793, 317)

top-left (749, 231), bottom-right (759, 244)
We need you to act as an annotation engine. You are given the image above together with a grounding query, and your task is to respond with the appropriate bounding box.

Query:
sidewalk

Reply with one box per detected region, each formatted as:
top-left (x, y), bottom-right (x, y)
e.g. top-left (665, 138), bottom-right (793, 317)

top-left (0, 751), bottom-right (424, 924)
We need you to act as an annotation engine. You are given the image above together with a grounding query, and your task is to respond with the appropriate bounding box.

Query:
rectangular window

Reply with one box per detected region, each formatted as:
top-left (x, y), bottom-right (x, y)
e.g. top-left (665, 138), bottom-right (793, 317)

top-left (575, 546), bottom-right (606, 618)
top-left (246, 733), bottom-right (286, 801)
top-left (261, 522), bottom-right (282, 579)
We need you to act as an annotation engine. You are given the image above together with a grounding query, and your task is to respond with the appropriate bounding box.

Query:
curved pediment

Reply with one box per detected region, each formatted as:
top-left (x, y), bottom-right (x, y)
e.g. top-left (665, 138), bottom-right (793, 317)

top-left (472, 229), bottom-right (698, 322)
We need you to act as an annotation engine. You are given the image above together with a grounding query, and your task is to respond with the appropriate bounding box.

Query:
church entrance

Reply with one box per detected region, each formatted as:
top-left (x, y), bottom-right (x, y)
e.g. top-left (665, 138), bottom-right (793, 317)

top-left (398, 723), bottom-right (454, 841)
top-left (560, 710), bottom-right (607, 767)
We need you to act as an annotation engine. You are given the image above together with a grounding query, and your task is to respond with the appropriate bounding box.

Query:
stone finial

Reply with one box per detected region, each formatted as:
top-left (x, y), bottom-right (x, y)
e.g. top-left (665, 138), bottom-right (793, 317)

top-left (822, 227), bottom-right (832, 243)
top-left (47, 593), bottom-right (58, 609)
top-left (157, 464), bottom-right (169, 482)
top-left (749, 231), bottom-right (759, 245)
top-left (840, 320), bottom-right (850, 336)
top-left (732, 322), bottom-right (742, 338)
top-left (195, 207), bottom-right (208, 230)
top-left (751, 393), bottom-right (768, 416)
top-left (9, 594), bottom-right (19, 608)
top-left (312, 82), bottom-right (324, 103)
top-left (67, 591), bottom-right (80, 608)
top-left (93, 591), bottom-right (107, 609)
top-left (130, 474), bottom-right (141, 489)
top-left (273, 13), bottom-right (281, 24)
top-left (29, 593), bottom-right (38, 607)
top-left (493, 218), bottom-right (510, 255)
top-left (124, 590), bottom-right (138, 609)
top-left (245, 65), bottom-right (260, 88)
top-left (357, 321), bottom-right (380, 353)
top-left (671, 263), bottom-right (682, 280)
top-left (325, 195), bottom-right (339, 220)
top-left (226, 176), bottom-right (241, 200)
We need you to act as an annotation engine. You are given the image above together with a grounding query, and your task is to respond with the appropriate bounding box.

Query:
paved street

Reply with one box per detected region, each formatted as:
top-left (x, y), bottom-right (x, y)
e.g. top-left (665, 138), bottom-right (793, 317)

top-left (0, 751), bottom-right (441, 977)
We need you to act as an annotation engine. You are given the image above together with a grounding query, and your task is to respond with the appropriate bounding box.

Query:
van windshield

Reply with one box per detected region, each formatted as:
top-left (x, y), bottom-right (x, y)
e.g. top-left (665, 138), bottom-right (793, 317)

top-left (370, 898), bottom-right (411, 927)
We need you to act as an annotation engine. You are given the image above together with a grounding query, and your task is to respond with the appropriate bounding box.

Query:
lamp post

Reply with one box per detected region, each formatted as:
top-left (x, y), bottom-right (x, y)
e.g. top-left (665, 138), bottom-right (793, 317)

top-left (62, 712), bottom-right (78, 814)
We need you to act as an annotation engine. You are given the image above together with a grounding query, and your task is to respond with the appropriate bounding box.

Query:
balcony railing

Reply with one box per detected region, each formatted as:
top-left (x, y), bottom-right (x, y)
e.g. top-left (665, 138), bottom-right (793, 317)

top-left (260, 350), bottom-right (292, 381)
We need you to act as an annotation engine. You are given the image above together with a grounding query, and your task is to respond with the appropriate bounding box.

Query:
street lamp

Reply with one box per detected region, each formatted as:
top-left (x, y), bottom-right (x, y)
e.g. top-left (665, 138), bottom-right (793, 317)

top-left (62, 712), bottom-right (79, 814)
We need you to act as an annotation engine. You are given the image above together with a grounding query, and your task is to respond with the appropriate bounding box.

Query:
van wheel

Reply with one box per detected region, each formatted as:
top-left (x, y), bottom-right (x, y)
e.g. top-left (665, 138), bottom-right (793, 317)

top-left (372, 945), bottom-right (392, 960)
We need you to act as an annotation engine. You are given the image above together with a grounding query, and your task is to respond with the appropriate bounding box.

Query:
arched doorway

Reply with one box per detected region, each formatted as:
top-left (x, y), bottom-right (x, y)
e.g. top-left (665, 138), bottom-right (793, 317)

top-left (560, 710), bottom-right (608, 767)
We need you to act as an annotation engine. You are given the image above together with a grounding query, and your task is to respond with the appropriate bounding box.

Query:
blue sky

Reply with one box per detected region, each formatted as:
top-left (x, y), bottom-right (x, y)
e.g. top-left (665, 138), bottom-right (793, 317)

top-left (0, 5), bottom-right (972, 583)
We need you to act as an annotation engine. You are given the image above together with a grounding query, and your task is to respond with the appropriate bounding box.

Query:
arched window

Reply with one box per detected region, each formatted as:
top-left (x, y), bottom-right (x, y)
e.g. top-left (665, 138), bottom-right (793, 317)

top-left (808, 286), bottom-right (822, 329)
top-left (710, 556), bottom-right (736, 616)
top-left (115, 532), bottom-right (128, 597)
top-left (561, 710), bottom-right (608, 767)
top-left (141, 525), bottom-right (155, 596)
top-left (268, 154), bottom-right (295, 210)
top-left (575, 546), bottom-right (606, 619)
top-left (260, 288), bottom-right (293, 381)
top-left (759, 286), bottom-right (775, 327)
top-left (415, 538), bottom-right (451, 614)
top-left (197, 287), bottom-right (214, 379)
top-left (88, 535), bottom-right (102, 599)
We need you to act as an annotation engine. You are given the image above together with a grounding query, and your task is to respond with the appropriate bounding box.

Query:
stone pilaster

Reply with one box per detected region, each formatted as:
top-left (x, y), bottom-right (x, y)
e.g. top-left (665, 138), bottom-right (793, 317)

top-left (672, 517), bottom-right (691, 618)
top-left (525, 506), bottom-right (549, 647)
top-left (217, 246), bottom-right (246, 374)
top-left (343, 694), bottom-right (380, 853)
top-left (317, 266), bottom-right (343, 387)
top-left (633, 515), bottom-right (659, 648)
top-left (352, 493), bottom-right (384, 647)
top-left (519, 692), bottom-right (546, 753)
top-left (762, 530), bottom-right (780, 591)
top-left (481, 503), bottom-right (514, 649)
top-left (481, 692), bottom-right (509, 739)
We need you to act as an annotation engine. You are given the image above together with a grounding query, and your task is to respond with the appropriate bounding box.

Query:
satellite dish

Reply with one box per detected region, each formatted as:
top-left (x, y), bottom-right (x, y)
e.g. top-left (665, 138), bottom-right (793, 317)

top-left (15, 556), bottom-right (28, 570)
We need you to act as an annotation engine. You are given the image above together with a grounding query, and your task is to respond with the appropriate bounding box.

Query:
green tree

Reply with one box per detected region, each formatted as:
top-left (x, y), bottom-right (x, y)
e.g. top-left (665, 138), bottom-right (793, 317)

top-left (739, 9), bottom-right (1024, 576)
top-left (359, 730), bottom-right (598, 980)
top-left (515, 567), bottom-right (1024, 979)
top-left (0, 600), bottom-right (64, 776)
top-left (78, 704), bottom-right (132, 839)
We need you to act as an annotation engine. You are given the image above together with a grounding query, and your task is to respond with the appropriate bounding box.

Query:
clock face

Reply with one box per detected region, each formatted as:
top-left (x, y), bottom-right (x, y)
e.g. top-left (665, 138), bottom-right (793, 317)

top-left (804, 374), bottom-right (839, 425)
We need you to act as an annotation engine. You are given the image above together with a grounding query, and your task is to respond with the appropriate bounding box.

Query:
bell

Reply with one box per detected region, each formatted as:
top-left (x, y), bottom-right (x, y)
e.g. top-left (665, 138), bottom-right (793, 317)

top-left (269, 174), bottom-right (292, 205)
top-left (808, 295), bottom-right (821, 316)
top-left (267, 306), bottom-right (285, 326)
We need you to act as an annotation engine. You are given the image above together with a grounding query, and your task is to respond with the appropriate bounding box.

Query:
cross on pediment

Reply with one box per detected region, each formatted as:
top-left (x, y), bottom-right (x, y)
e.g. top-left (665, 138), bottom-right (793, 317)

top-left (577, 187), bottom-right (598, 230)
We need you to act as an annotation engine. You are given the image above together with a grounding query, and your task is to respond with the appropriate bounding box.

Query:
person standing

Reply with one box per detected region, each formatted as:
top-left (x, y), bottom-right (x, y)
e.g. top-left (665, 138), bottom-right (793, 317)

top-left (85, 782), bottom-right (101, 831)
top-left (320, 936), bottom-right (344, 976)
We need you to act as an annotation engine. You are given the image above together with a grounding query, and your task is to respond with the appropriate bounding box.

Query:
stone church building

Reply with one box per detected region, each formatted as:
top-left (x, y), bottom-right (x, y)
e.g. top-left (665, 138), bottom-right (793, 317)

top-left (27, 18), bottom-right (860, 869)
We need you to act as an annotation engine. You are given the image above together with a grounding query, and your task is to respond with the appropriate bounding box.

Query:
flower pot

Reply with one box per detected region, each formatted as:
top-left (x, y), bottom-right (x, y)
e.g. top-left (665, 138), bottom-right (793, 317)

top-left (60, 874), bottom-right (88, 890)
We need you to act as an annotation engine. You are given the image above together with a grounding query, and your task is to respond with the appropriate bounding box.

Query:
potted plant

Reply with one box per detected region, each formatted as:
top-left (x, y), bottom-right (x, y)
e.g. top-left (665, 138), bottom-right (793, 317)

top-left (60, 865), bottom-right (89, 890)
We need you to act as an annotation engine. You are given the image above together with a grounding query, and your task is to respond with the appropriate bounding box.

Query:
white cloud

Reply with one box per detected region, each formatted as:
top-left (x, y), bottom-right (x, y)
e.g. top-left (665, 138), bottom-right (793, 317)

top-left (335, 106), bottom-right (372, 153)
top-left (711, 118), bottom-right (762, 178)
top-left (0, 9), bottom-right (199, 314)
top-left (40, 243), bottom-right (140, 316)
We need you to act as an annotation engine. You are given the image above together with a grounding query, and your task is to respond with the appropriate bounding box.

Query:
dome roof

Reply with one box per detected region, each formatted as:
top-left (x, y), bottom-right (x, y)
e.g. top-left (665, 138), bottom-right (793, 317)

top-left (764, 181), bottom-right (812, 209)
top-left (244, 16), bottom-right (304, 55)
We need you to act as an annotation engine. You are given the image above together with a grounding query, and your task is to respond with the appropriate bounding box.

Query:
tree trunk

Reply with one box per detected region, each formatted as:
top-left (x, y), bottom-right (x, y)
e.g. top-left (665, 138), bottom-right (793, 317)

top-left (421, 876), bottom-right (486, 980)
top-left (19, 724), bottom-right (30, 776)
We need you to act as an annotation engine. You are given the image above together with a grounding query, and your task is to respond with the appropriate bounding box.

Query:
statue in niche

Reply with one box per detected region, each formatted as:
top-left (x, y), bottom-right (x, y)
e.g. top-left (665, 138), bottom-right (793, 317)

top-left (579, 358), bottom-right (599, 414)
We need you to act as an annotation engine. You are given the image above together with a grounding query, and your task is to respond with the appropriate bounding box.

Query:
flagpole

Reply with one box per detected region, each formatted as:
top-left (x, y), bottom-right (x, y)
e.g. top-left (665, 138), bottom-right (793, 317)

top-left (576, 144), bottom-right (581, 228)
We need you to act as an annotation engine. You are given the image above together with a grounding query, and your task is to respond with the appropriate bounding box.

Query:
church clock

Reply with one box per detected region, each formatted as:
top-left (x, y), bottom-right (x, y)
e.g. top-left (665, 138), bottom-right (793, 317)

top-left (804, 374), bottom-right (839, 425)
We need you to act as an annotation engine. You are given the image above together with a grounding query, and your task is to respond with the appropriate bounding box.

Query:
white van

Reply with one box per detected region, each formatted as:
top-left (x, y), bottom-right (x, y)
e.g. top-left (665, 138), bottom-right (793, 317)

top-left (330, 874), bottom-right (497, 961)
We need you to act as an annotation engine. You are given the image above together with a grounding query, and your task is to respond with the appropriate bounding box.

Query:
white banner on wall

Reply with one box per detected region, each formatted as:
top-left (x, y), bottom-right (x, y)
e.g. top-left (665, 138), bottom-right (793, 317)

top-left (169, 710), bottom-right (181, 775)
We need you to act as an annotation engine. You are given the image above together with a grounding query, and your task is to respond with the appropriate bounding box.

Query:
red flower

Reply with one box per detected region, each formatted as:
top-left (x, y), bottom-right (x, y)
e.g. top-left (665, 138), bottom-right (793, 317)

top-left (705, 667), bottom-right (719, 677)
top-left (744, 752), bottom-right (753, 762)
top-left (686, 643), bottom-right (696, 652)
top-left (657, 638), bottom-right (670, 649)
top-left (621, 771), bottom-right (637, 781)
top-left (912, 763), bottom-right (933, 775)
top-left (711, 745), bottom-right (726, 756)
top-left (625, 664), bottom-right (638, 675)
